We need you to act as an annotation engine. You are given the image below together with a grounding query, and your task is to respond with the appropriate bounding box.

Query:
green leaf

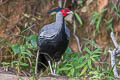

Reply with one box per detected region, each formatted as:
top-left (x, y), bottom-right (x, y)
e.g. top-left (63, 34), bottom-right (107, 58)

top-left (1, 62), bottom-right (10, 66)
top-left (66, 64), bottom-right (73, 67)
top-left (59, 67), bottom-right (71, 71)
top-left (92, 55), bottom-right (100, 58)
top-left (84, 47), bottom-right (92, 54)
top-left (11, 44), bottom-right (20, 54)
top-left (96, 16), bottom-right (102, 31)
top-left (104, 18), bottom-right (113, 24)
top-left (30, 69), bottom-right (34, 73)
top-left (71, 68), bottom-right (75, 75)
top-left (26, 34), bottom-right (37, 41)
top-left (80, 65), bottom-right (88, 75)
top-left (65, 47), bottom-right (72, 53)
top-left (76, 61), bottom-right (87, 69)
top-left (91, 12), bottom-right (98, 24)
top-left (25, 42), bottom-right (33, 49)
top-left (28, 76), bottom-right (36, 80)
top-left (20, 45), bottom-right (26, 52)
top-left (106, 24), bottom-right (113, 31)
top-left (91, 57), bottom-right (96, 63)
top-left (31, 39), bottom-right (37, 47)
top-left (79, 55), bottom-right (87, 60)
top-left (21, 50), bottom-right (33, 57)
top-left (69, 78), bottom-right (76, 80)
top-left (84, 54), bottom-right (89, 58)
top-left (11, 61), bottom-right (19, 66)
top-left (74, 12), bottom-right (83, 25)
top-left (92, 49), bottom-right (101, 54)
top-left (26, 34), bottom-right (37, 47)
top-left (88, 59), bottom-right (92, 69)
top-left (73, 20), bottom-right (77, 34)
top-left (24, 13), bottom-right (30, 18)
top-left (20, 63), bottom-right (28, 67)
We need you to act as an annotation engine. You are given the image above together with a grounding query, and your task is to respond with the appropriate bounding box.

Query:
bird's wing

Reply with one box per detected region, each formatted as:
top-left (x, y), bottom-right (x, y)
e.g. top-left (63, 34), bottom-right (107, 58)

top-left (38, 23), bottom-right (59, 39)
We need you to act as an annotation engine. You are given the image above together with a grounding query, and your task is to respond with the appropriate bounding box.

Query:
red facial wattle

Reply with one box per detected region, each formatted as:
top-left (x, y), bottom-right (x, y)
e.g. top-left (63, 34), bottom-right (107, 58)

top-left (60, 8), bottom-right (70, 16)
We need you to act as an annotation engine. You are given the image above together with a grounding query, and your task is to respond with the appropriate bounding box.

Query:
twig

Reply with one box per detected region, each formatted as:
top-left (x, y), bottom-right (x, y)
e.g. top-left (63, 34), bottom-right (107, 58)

top-left (21, 24), bottom-right (36, 34)
top-left (110, 32), bottom-right (120, 48)
top-left (109, 50), bottom-right (120, 78)
top-left (109, 32), bottom-right (120, 78)
top-left (0, 0), bottom-right (2, 3)
top-left (72, 0), bottom-right (75, 3)
top-left (63, 0), bottom-right (67, 8)
top-left (26, 57), bottom-right (32, 68)
top-left (58, 0), bottom-right (62, 8)
top-left (35, 50), bottom-right (39, 74)
top-left (21, 70), bottom-right (28, 77)
top-left (0, 0), bottom-right (8, 5)
top-left (0, 12), bottom-right (8, 21)
top-left (73, 34), bottom-right (82, 52)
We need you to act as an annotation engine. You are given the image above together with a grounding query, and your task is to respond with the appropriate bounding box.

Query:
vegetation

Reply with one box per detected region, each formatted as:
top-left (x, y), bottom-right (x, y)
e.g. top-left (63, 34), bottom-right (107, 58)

top-left (0, 0), bottom-right (120, 80)
top-left (1, 34), bottom-right (37, 74)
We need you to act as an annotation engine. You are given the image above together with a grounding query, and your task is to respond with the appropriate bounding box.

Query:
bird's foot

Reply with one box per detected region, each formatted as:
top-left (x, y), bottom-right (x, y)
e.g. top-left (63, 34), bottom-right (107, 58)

top-left (49, 73), bottom-right (60, 76)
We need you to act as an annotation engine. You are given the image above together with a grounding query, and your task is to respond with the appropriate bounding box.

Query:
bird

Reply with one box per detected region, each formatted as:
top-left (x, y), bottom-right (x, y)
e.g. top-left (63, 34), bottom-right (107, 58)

top-left (35, 8), bottom-right (73, 75)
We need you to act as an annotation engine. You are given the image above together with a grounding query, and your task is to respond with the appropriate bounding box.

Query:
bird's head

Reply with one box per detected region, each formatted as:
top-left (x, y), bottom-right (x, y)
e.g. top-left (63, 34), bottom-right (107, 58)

top-left (48, 8), bottom-right (73, 16)
top-left (60, 8), bottom-right (73, 16)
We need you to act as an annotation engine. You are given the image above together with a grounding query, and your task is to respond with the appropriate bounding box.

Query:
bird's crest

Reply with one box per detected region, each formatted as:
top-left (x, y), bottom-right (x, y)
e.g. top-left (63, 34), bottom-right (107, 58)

top-left (48, 8), bottom-right (70, 16)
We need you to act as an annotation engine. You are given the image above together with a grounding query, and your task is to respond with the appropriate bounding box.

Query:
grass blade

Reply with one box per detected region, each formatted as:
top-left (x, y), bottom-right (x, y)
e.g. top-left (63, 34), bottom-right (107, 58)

top-left (74, 12), bottom-right (83, 25)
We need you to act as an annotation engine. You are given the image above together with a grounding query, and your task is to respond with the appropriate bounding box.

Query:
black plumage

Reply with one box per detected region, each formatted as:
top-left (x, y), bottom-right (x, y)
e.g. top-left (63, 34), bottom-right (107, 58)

top-left (36, 8), bottom-right (72, 74)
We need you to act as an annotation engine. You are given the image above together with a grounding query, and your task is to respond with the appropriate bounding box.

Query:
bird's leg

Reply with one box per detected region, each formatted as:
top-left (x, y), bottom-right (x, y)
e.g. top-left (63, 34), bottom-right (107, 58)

top-left (48, 60), bottom-right (54, 74)
top-left (35, 50), bottom-right (39, 74)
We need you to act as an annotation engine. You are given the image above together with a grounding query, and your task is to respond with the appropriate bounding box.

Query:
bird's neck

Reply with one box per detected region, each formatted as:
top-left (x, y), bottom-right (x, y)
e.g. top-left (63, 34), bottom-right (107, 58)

top-left (56, 13), bottom-right (64, 25)
top-left (56, 12), bottom-right (65, 31)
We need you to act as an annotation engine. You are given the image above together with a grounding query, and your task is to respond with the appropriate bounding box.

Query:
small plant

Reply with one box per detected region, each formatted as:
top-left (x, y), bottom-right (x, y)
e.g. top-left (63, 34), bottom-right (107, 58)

top-left (83, 38), bottom-right (99, 48)
top-left (102, 67), bottom-right (115, 80)
top-left (104, 17), bottom-right (113, 31)
top-left (88, 66), bottom-right (104, 80)
top-left (57, 51), bottom-right (82, 76)
top-left (89, 71), bottom-right (104, 80)
top-left (1, 62), bottom-right (10, 67)
top-left (79, 47), bottom-right (101, 75)
top-left (91, 9), bottom-right (107, 35)
top-left (112, 3), bottom-right (120, 18)
top-left (11, 34), bottom-right (37, 74)
top-left (57, 45), bottom-right (102, 77)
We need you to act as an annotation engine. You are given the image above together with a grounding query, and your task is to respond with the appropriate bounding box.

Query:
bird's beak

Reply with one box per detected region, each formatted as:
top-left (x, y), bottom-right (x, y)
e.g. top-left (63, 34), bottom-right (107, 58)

top-left (65, 11), bottom-right (73, 24)
top-left (67, 11), bottom-right (73, 14)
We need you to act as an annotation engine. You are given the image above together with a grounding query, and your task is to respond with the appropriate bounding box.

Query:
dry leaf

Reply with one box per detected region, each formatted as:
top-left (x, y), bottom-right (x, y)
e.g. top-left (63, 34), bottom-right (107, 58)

top-left (86, 0), bottom-right (93, 6)
top-left (81, 6), bottom-right (87, 13)
top-left (117, 54), bottom-right (120, 57)
top-left (0, 28), bottom-right (7, 37)
top-left (98, 0), bottom-right (108, 12)
top-left (114, 24), bottom-right (120, 40)
top-left (70, 41), bottom-right (79, 52)
top-left (112, 0), bottom-right (118, 4)
top-left (114, 24), bottom-right (120, 32)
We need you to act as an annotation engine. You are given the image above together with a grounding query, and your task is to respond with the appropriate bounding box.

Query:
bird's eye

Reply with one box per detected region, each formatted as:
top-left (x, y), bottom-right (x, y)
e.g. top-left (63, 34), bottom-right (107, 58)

top-left (64, 10), bottom-right (67, 12)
